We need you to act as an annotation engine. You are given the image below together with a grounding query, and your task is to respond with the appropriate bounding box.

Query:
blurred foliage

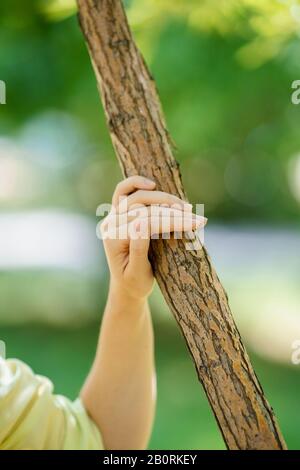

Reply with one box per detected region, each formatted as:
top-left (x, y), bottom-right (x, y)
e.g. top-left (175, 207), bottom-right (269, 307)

top-left (1, 0), bottom-right (300, 221)
top-left (36, 1), bottom-right (300, 67)
top-left (1, 0), bottom-right (300, 449)
top-left (129, 0), bottom-right (300, 68)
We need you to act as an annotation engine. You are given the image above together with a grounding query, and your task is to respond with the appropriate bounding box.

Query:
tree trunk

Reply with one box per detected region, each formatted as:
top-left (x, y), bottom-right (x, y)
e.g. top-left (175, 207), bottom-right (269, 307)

top-left (77, 0), bottom-right (287, 450)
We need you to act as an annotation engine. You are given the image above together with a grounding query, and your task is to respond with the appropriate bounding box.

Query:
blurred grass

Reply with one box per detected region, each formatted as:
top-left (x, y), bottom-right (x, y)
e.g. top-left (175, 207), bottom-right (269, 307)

top-left (2, 321), bottom-right (300, 449)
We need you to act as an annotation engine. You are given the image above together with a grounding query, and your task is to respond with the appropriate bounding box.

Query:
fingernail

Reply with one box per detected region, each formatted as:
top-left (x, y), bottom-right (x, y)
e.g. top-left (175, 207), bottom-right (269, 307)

top-left (143, 177), bottom-right (156, 187)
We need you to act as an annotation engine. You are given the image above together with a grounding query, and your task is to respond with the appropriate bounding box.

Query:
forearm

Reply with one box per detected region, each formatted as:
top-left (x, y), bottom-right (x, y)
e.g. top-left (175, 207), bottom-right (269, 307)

top-left (81, 283), bottom-right (156, 450)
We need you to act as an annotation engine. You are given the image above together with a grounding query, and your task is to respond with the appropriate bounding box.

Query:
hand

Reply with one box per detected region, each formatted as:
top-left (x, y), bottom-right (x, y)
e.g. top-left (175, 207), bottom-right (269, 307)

top-left (100, 176), bottom-right (207, 301)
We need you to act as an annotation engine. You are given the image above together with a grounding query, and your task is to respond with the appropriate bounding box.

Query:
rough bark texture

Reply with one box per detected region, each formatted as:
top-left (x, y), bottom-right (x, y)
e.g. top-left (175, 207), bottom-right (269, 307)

top-left (77, 0), bottom-right (287, 450)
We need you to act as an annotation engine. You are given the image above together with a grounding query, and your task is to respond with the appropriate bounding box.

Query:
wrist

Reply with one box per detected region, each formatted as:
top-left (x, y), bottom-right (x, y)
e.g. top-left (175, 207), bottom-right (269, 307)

top-left (108, 280), bottom-right (148, 310)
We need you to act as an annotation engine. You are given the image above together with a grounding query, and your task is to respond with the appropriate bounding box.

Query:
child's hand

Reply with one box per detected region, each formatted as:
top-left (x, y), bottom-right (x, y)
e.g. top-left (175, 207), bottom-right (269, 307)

top-left (101, 176), bottom-right (206, 301)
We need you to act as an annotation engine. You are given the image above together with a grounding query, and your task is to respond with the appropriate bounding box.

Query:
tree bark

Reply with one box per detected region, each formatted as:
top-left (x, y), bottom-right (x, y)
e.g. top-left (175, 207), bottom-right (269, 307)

top-left (77, 0), bottom-right (287, 450)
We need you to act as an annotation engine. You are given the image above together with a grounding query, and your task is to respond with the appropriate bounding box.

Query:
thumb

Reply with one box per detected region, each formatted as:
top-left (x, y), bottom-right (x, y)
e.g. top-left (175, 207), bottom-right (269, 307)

top-left (128, 218), bottom-right (151, 273)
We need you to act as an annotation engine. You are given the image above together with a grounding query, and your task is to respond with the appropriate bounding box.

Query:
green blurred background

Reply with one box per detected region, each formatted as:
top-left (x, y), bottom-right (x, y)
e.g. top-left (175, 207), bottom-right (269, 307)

top-left (1, 0), bottom-right (300, 449)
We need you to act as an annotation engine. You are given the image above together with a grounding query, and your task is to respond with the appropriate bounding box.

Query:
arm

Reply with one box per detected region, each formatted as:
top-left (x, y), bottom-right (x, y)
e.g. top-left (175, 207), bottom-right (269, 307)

top-left (80, 175), bottom-right (206, 450)
top-left (81, 288), bottom-right (155, 450)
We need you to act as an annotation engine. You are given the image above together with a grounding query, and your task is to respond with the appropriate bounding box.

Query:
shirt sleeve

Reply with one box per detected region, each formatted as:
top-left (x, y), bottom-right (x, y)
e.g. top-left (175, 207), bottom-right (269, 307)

top-left (0, 358), bottom-right (103, 450)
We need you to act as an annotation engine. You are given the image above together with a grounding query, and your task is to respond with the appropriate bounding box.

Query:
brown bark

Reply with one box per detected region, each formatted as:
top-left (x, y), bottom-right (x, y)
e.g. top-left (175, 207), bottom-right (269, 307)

top-left (77, 0), bottom-right (287, 450)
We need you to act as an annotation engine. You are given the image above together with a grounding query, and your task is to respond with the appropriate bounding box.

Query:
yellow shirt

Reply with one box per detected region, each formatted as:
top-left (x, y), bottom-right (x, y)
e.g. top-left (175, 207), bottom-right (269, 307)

top-left (0, 358), bottom-right (103, 450)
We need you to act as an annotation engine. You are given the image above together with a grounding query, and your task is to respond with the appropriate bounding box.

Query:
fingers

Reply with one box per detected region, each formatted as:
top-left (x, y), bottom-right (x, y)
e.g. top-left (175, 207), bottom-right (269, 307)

top-left (116, 206), bottom-right (192, 227)
top-left (102, 208), bottom-right (206, 240)
top-left (112, 175), bottom-right (156, 207)
top-left (112, 176), bottom-right (191, 215)
top-left (131, 212), bottom-right (206, 238)
top-left (106, 176), bottom-right (206, 244)
top-left (119, 212), bottom-right (205, 274)
top-left (118, 190), bottom-right (190, 214)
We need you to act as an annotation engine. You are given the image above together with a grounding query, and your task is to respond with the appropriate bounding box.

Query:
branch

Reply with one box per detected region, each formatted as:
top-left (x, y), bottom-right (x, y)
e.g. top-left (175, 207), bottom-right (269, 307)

top-left (77, 0), bottom-right (287, 450)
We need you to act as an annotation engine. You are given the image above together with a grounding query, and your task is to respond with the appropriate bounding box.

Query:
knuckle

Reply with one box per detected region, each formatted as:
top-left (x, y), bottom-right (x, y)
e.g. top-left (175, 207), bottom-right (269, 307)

top-left (128, 174), bottom-right (140, 183)
top-left (129, 189), bottom-right (144, 204)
